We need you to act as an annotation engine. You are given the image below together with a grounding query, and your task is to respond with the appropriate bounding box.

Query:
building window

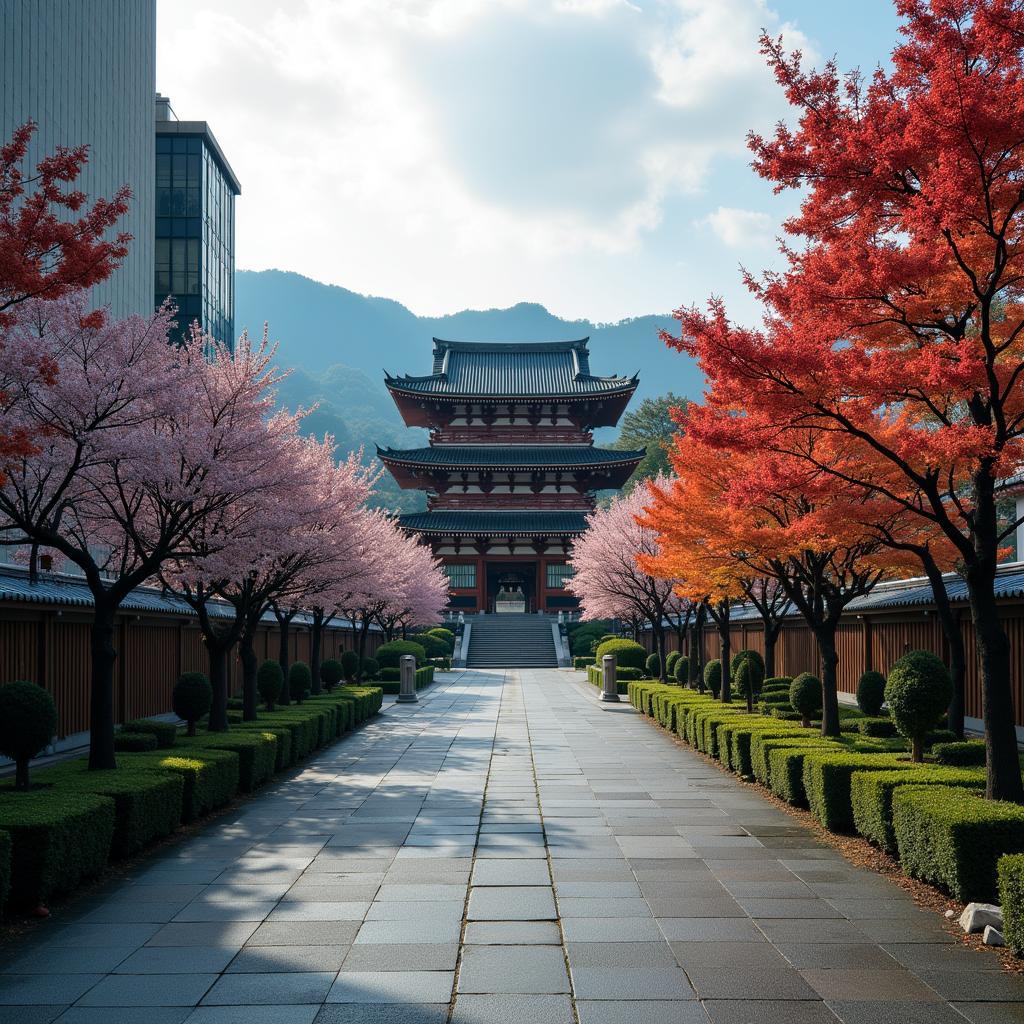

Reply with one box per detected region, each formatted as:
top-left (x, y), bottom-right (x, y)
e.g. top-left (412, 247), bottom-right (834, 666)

top-left (444, 563), bottom-right (477, 589)
top-left (547, 563), bottom-right (574, 589)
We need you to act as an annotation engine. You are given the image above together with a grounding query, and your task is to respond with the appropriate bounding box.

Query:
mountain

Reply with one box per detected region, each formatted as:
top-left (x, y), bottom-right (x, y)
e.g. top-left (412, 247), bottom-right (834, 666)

top-left (235, 269), bottom-right (706, 512)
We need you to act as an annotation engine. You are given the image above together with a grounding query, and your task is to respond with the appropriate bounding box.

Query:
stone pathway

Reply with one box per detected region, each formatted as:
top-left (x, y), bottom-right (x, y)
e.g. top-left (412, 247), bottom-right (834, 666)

top-left (3, 667), bottom-right (1024, 1024)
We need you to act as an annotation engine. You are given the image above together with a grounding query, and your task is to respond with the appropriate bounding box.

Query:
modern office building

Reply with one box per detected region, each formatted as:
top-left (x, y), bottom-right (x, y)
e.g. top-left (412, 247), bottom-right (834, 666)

top-left (380, 339), bottom-right (643, 614)
top-left (155, 94), bottom-right (240, 349)
top-left (0, 0), bottom-right (156, 319)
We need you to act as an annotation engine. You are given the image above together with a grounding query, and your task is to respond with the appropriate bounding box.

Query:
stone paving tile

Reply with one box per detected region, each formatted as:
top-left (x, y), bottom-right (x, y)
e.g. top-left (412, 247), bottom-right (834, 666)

top-left (2, 667), bottom-right (1017, 1023)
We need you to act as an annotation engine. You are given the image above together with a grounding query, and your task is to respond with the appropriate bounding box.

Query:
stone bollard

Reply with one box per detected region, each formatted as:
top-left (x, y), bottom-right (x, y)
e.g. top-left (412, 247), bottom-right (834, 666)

top-left (600, 654), bottom-right (620, 703)
top-left (398, 654), bottom-right (418, 704)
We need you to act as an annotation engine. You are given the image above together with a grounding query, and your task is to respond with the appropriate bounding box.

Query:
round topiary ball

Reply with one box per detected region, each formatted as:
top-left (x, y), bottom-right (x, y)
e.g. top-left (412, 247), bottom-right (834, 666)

top-left (257, 659), bottom-right (283, 711)
top-left (321, 658), bottom-right (344, 691)
top-left (341, 650), bottom-right (360, 682)
top-left (0, 680), bottom-right (57, 789)
top-left (885, 650), bottom-right (953, 762)
top-left (288, 662), bottom-right (312, 704)
top-left (645, 653), bottom-right (662, 679)
top-left (789, 672), bottom-right (822, 727)
top-left (595, 638), bottom-right (647, 671)
top-left (673, 655), bottom-right (690, 685)
top-left (735, 657), bottom-right (765, 703)
top-left (666, 651), bottom-right (681, 676)
top-left (361, 656), bottom-right (380, 680)
top-left (173, 672), bottom-right (212, 736)
top-left (704, 659), bottom-right (722, 697)
top-left (732, 649), bottom-right (765, 683)
top-left (856, 670), bottom-right (887, 717)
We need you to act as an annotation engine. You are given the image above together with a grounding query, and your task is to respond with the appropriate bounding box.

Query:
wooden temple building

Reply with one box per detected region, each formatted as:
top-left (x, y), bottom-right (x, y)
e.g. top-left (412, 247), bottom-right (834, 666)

top-left (380, 339), bottom-right (643, 614)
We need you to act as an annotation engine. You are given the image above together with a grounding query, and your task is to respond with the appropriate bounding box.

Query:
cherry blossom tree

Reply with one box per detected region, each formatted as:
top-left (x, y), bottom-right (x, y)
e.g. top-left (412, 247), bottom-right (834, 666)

top-left (568, 480), bottom-right (682, 677)
top-left (0, 295), bottom-right (287, 767)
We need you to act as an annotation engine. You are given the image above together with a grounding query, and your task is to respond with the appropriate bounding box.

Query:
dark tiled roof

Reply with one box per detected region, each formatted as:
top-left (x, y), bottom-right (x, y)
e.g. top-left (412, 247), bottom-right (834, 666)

top-left (0, 566), bottom-right (370, 628)
top-left (399, 510), bottom-right (590, 536)
top-left (378, 445), bottom-right (645, 469)
top-left (385, 339), bottom-right (637, 398)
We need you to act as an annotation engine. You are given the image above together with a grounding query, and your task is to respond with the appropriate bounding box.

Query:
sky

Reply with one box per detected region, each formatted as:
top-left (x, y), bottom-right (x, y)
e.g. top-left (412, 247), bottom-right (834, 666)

top-left (157, 0), bottom-right (901, 325)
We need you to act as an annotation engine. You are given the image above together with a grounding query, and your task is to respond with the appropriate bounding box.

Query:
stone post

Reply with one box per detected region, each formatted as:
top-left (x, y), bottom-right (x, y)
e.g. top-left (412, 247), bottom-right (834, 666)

top-left (600, 654), bottom-right (620, 703)
top-left (398, 654), bottom-right (418, 704)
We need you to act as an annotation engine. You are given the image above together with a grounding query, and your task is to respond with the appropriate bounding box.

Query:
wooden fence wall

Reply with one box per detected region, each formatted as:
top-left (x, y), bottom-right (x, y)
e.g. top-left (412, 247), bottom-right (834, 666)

top-left (0, 605), bottom-right (384, 739)
top-left (646, 605), bottom-right (1024, 725)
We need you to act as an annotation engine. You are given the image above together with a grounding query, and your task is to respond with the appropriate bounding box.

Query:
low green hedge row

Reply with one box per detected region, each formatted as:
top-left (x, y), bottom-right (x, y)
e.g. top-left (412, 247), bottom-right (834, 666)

top-left (999, 854), bottom-right (1024, 955)
top-left (0, 790), bottom-right (116, 909)
top-left (932, 739), bottom-right (986, 766)
top-left (627, 679), bottom-right (1016, 906)
top-left (574, 656), bottom-right (596, 669)
top-left (0, 683), bottom-right (383, 913)
top-left (122, 718), bottom-right (178, 748)
top-left (893, 786), bottom-right (1024, 902)
top-left (376, 665), bottom-right (436, 695)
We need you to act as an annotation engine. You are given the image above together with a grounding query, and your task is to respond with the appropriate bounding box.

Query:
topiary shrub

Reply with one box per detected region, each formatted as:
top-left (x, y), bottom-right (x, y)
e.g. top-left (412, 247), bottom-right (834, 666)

top-left (645, 653), bottom-right (662, 680)
top-left (114, 731), bottom-right (159, 752)
top-left (999, 854), bottom-right (1024, 956)
top-left (893, 785), bottom-right (1024, 902)
top-left (735, 657), bottom-right (765, 704)
top-left (288, 662), bottom-right (312, 704)
top-left (932, 739), bottom-right (986, 767)
top-left (341, 650), bottom-right (360, 682)
top-left (703, 659), bottom-right (722, 697)
top-left (732, 649), bottom-right (765, 684)
top-left (375, 640), bottom-right (426, 670)
top-left (172, 672), bottom-right (212, 737)
top-left (855, 716), bottom-right (898, 738)
top-left (673, 656), bottom-right (690, 686)
top-left (802, 751), bottom-right (913, 833)
top-left (410, 633), bottom-right (449, 659)
top-left (856, 670), bottom-right (886, 716)
top-left (257, 660), bottom-right (283, 711)
top-left (666, 651), bottom-right (681, 677)
top-left (594, 638), bottom-right (646, 671)
top-left (121, 718), bottom-right (177, 749)
top-left (789, 672), bottom-right (822, 727)
top-left (361, 656), bottom-right (379, 680)
top-left (761, 676), bottom-right (792, 694)
top-left (885, 650), bottom-right (953, 762)
top-left (426, 627), bottom-right (456, 653)
top-left (0, 681), bottom-right (58, 790)
top-left (320, 658), bottom-right (344, 692)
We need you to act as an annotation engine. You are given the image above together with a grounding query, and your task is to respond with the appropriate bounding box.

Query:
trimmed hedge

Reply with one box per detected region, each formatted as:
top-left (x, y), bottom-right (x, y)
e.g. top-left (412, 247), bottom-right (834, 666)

top-left (856, 670), bottom-right (886, 716)
top-left (893, 785), bottom-right (1024, 901)
top-left (178, 730), bottom-right (277, 792)
top-left (851, 767), bottom-right (986, 854)
top-left (854, 716), bottom-right (898, 738)
top-left (0, 790), bottom-right (115, 909)
top-left (26, 760), bottom-right (183, 859)
top-left (802, 751), bottom-right (912, 833)
top-left (573, 656), bottom-right (596, 670)
top-left (236, 722), bottom-right (294, 769)
top-left (769, 741), bottom-right (840, 804)
top-left (376, 665), bottom-right (435, 695)
top-left (999, 854), bottom-right (1024, 956)
top-left (594, 638), bottom-right (647, 670)
top-left (120, 749), bottom-right (240, 823)
top-left (121, 718), bottom-right (178, 749)
top-left (114, 731), bottom-right (159, 752)
top-left (933, 739), bottom-right (986, 766)
top-left (375, 639), bottom-right (427, 669)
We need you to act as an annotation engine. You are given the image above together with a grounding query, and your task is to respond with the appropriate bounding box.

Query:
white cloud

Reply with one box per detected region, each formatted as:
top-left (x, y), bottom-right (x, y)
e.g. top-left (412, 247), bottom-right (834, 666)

top-left (156, 0), bottom-right (815, 322)
top-left (703, 206), bottom-right (776, 249)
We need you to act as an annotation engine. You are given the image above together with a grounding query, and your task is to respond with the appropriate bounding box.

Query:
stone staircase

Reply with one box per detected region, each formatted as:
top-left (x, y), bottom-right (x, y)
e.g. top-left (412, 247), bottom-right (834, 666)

top-left (466, 613), bottom-right (559, 668)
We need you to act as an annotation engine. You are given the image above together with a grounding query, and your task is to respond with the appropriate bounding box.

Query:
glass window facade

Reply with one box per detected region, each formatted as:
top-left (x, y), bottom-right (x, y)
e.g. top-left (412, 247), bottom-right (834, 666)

top-left (546, 563), bottom-right (574, 589)
top-left (155, 131), bottom-right (236, 349)
top-left (444, 563), bottom-right (477, 589)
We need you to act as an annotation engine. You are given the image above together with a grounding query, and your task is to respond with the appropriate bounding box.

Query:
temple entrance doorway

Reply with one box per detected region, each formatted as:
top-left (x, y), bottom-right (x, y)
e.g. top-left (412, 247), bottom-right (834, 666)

top-left (486, 563), bottom-right (537, 614)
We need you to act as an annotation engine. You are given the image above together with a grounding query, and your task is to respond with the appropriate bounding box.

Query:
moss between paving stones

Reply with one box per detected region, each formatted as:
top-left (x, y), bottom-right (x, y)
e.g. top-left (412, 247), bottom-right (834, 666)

top-left (893, 785), bottom-right (1024, 902)
top-left (851, 767), bottom-right (987, 854)
top-left (0, 789), bottom-right (115, 909)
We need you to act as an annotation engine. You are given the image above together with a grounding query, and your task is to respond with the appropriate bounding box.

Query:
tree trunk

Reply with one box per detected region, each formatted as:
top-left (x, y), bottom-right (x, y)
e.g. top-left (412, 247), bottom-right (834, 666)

top-left (690, 605), bottom-right (706, 689)
top-left (88, 600), bottom-right (118, 770)
top-left (967, 561), bottom-right (1024, 801)
top-left (15, 757), bottom-right (29, 790)
top-left (812, 623), bottom-right (841, 738)
top-left (921, 558), bottom-right (966, 740)
top-left (277, 616), bottom-right (291, 706)
top-left (207, 643), bottom-right (230, 732)
top-left (310, 614), bottom-right (323, 696)
top-left (357, 617), bottom-right (370, 679)
top-left (654, 625), bottom-right (667, 681)
top-left (911, 735), bottom-right (924, 763)
top-left (717, 617), bottom-right (732, 704)
top-left (763, 623), bottom-right (779, 681)
top-left (240, 631), bottom-right (258, 722)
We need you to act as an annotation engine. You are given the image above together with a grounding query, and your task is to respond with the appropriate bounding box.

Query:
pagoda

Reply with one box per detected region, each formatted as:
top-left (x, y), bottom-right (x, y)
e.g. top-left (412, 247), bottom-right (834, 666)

top-left (380, 338), bottom-right (643, 614)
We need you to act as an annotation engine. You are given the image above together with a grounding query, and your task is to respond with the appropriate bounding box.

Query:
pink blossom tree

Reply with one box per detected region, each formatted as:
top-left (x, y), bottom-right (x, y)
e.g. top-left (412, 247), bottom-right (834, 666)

top-left (568, 480), bottom-right (682, 676)
top-left (0, 295), bottom-right (289, 767)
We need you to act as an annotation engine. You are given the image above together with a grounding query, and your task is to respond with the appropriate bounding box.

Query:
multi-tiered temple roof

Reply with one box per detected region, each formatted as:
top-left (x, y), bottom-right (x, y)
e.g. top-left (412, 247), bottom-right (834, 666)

top-left (382, 338), bottom-right (642, 613)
